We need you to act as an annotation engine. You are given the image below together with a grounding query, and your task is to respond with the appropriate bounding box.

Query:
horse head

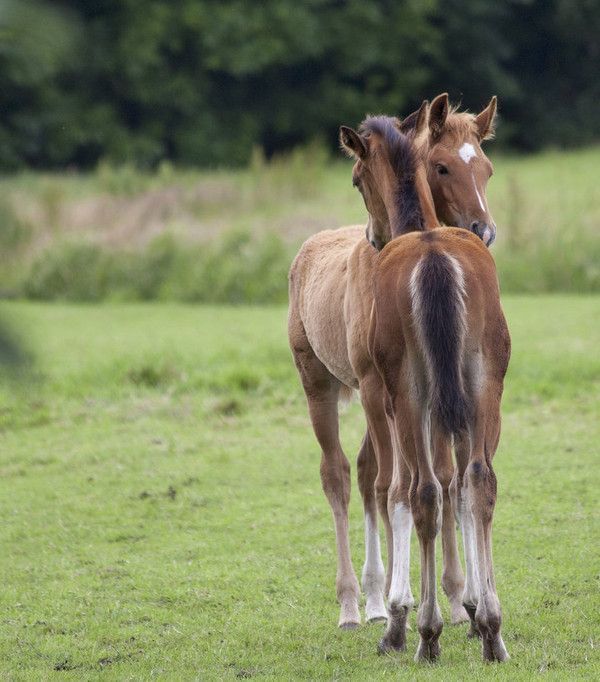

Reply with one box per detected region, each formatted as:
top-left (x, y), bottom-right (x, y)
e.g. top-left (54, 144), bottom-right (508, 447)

top-left (404, 93), bottom-right (498, 246)
top-left (339, 102), bottom-right (436, 250)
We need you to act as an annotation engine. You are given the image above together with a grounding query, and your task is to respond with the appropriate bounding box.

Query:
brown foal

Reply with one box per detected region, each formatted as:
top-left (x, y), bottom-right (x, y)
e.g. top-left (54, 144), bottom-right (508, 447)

top-left (370, 224), bottom-right (510, 663)
top-left (288, 97), bottom-right (499, 635)
top-left (355, 94), bottom-right (498, 627)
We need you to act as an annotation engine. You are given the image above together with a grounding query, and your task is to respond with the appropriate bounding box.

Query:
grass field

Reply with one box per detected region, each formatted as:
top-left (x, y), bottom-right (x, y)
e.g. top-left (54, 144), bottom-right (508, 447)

top-left (0, 296), bottom-right (598, 680)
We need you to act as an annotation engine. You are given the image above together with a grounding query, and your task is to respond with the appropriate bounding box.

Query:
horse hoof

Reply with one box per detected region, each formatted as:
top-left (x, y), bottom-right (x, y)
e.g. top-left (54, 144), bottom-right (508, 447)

top-left (481, 631), bottom-right (509, 662)
top-left (339, 621), bottom-right (360, 630)
top-left (484, 648), bottom-right (510, 663)
top-left (463, 603), bottom-right (481, 638)
top-left (414, 638), bottom-right (441, 663)
top-left (365, 599), bottom-right (388, 624)
top-left (377, 637), bottom-right (406, 655)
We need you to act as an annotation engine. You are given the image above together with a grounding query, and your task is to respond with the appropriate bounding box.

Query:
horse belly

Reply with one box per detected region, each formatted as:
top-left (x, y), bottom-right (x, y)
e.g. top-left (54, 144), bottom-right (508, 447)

top-left (303, 289), bottom-right (357, 389)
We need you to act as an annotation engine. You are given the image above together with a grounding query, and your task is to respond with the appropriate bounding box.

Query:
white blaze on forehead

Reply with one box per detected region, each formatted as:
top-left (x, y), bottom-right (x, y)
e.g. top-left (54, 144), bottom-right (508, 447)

top-left (459, 142), bottom-right (477, 164)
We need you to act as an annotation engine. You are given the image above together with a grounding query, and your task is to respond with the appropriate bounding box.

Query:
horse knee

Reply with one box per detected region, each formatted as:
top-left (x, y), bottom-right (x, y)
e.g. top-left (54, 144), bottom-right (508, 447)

top-left (373, 468), bottom-right (389, 507)
top-left (357, 444), bottom-right (376, 501)
top-left (467, 460), bottom-right (497, 521)
top-left (435, 464), bottom-right (454, 497)
top-left (411, 479), bottom-right (443, 536)
top-left (320, 451), bottom-right (351, 504)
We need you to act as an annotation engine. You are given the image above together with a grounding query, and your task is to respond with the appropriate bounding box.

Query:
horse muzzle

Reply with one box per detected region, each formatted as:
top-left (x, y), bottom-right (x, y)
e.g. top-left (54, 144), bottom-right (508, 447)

top-left (366, 227), bottom-right (385, 251)
top-left (470, 221), bottom-right (496, 247)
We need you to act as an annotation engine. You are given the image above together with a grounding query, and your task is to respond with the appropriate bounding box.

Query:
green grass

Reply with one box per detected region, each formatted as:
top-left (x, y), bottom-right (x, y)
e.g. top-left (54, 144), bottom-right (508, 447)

top-left (0, 296), bottom-right (599, 680)
top-left (0, 146), bottom-right (599, 298)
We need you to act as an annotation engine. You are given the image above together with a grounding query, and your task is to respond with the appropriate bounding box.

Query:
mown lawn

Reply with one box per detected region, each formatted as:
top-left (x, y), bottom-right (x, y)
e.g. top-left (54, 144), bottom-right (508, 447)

top-left (0, 297), bottom-right (598, 680)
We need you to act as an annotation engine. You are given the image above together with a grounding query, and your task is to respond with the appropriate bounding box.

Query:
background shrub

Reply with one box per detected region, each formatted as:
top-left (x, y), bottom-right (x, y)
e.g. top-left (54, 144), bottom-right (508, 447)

top-left (19, 232), bottom-right (293, 304)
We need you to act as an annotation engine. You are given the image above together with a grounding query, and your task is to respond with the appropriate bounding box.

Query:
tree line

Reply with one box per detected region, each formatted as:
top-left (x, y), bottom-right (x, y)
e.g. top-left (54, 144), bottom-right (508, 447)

top-left (0, 0), bottom-right (598, 170)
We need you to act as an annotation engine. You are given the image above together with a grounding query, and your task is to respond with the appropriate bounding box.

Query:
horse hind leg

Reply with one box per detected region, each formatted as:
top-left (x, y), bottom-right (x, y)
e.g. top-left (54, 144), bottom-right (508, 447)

top-left (357, 430), bottom-right (388, 623)
top-left (378, 392), bottom-right (422, 656)
top-left (393, 392), bottom-right (443, 663)
top-left (461, 385), bottom-right (509, 662)
top-left (377, 447), bottom-right (414, 654)
top-left (289, 313), bottom-right (360, 628)
top-left (453, 433), bottom-right (482, 640)
top-left (313, 386), bottom-right (361, 629)
top-left (432, 429), bottom-right (469, 624)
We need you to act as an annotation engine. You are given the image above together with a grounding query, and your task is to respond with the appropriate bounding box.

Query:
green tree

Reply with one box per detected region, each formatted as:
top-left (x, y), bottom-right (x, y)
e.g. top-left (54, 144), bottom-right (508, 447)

top-left (0, 0), bottom-right (598, 169)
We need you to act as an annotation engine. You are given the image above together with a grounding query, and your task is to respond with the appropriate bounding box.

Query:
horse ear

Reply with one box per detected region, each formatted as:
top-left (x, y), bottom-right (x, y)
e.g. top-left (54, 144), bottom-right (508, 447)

top-left (339, 126), bottom-right (367, 159)
top-left (429, 92), bottom-right (449, 140)
top-left (475, 96), bottom-right (497, 141)
top-left (398, 100), bottom-right (429, 135)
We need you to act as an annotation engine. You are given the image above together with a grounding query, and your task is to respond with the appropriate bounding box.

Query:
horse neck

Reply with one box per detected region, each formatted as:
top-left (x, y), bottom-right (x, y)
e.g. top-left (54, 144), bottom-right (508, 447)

top-left (365, 134), bottom-right (438, 243)
top-left (366, 174), bottom-right (434, 243)
top-left (413, 136), bottom-right (439, 230)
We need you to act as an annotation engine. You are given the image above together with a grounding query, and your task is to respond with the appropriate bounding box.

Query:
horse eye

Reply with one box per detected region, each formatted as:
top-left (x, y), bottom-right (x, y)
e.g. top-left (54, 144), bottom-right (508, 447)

top-left (436, 164), bottom-right (449, 176)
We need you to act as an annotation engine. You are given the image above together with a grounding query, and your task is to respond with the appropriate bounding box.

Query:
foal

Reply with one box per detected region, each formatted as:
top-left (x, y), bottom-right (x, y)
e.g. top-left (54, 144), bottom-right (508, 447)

top-left (370, 224), bottom-right (511, 663)
top-left (288, 97), bottom-right (498, 629)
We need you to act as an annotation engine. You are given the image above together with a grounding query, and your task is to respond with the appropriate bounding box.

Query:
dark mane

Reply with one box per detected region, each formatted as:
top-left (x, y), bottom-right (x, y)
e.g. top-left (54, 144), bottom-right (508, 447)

top-left (359, 115), bottom-right (424, 237)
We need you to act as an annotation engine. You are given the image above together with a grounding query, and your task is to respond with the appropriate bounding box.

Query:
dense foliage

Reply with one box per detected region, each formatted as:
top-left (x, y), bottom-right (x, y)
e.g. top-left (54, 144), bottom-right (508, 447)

top-left (0, 0), bottom-right (598, 169)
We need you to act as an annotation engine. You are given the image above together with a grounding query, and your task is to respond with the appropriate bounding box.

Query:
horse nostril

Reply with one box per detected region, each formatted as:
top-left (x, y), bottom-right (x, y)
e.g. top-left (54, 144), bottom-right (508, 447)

top-left (470, 220), bottom-right (481, 233)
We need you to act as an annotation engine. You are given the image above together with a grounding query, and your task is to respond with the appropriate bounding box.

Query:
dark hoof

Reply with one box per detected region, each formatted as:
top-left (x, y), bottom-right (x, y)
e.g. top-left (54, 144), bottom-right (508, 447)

top-left (480, 627), bottom-right (509, 662)
top-left (415, 625), bottom-right (442, 663)
top-left (339, 621), bottom-right (360, 630)
top-left (415, 638), bottom-right (441, 663)
top-left (463, 603), bottom-right (481, 639)
top-left (378, 636), bottom-right (406, 655)
top-left (377, 603), bottom-right (409, 654)
top-left (482, 639), bottom-right (509, 662)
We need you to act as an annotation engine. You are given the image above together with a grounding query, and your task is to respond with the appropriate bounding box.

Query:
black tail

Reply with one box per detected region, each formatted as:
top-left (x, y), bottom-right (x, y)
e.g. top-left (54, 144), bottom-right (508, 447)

top-left (411, 251), bottom-right (471, 435)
